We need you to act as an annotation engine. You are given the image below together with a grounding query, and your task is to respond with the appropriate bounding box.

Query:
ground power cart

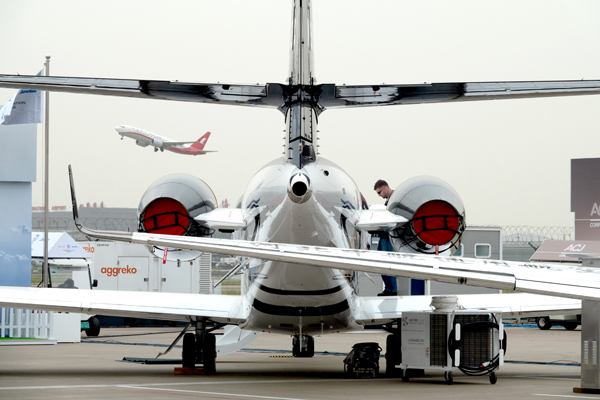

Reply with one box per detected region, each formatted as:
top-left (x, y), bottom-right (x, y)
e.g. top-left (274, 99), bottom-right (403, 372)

top-left (400, 310), bottom-right (506, 384)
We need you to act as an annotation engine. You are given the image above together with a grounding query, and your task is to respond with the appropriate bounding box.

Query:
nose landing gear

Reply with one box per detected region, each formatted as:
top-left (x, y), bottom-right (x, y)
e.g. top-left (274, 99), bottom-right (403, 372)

top-left (292, 334), bottom-right (314, 357)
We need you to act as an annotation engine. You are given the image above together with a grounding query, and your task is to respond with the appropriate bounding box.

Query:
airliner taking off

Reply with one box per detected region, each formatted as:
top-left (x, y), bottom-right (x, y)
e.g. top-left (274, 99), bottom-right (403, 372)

top-left (1, 0), bottom-right (600, 378)
top-left (115, 125), bottom-right (214, 155)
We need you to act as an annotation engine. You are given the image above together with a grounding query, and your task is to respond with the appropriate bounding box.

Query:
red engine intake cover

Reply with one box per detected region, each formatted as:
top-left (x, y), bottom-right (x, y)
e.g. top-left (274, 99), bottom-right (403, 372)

top-left (412, 200), bottom-right (460, 246)
top-left (142, 198), bottom-right (190, 235)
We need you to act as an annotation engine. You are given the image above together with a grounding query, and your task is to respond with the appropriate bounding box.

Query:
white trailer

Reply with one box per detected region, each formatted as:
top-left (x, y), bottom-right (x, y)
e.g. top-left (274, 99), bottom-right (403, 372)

top-left (79, 241), bottom-right (211, 294)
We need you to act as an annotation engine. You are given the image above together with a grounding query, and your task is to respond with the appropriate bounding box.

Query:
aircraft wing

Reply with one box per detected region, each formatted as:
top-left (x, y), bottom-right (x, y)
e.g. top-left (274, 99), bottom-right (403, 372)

top-left (353, 293), bottom-right (581, 326)
top-left (163, 141), bottom-right (199, 146)
top-left (0, 286), bottom-right (248, 324)
top-left (71, 219), bottom-right (600, 302)
top-left (0, 75), bottom-right (280, 108)
top-left (320, 80), bottom-right (600, 108)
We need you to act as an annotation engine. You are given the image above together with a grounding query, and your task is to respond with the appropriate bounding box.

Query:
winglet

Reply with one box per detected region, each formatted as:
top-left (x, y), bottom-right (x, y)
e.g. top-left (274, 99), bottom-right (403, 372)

top-left (68, 165), bottom-right (134, 241)
top-left (68, 165), bottom-right (83, 231)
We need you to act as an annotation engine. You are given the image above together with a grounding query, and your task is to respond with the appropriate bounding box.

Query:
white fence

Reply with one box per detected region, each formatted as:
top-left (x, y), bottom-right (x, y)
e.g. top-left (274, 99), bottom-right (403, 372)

top-left (0, 308), bottom-right (54, 339)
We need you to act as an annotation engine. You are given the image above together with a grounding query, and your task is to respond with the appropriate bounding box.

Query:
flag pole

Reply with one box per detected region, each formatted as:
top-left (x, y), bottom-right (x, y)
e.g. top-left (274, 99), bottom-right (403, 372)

top-left (42, 55), bottom-right (50, 288)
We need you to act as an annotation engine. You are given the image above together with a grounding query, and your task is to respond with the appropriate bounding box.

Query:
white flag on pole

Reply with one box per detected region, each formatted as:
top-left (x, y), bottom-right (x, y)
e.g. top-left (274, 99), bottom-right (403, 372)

top-left (0, 69), bottom-right (43, 125)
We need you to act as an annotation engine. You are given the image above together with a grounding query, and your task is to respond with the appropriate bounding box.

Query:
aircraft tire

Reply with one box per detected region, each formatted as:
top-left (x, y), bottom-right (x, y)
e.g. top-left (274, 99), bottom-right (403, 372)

top-left (385, 334), bottom-right (401, 377)
top-left (305, 335), bottom-right (315, 358)
top-left (292, 335), bottom-right (314, 357)
top-left (182, 333), bottom-right (196, 368)
top-left (203, 333), bottom-right (217, 375)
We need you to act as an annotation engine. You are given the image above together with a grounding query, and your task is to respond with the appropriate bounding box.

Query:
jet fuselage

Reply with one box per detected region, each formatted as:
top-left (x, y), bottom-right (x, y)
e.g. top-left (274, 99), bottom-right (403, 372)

top-left (237, 157), bottom-right (365, 334)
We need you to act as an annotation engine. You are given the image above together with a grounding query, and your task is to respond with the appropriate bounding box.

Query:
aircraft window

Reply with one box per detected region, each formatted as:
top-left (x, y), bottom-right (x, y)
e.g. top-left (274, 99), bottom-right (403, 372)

top-left (474, 243), bottom-right (491, 258)
top-left (453, 244), bottom-right (464, 257)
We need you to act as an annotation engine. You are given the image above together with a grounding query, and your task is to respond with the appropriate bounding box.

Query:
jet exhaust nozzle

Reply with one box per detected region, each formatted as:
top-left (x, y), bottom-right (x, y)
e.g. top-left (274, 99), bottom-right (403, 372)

top-left (288, 173), bottom-right (311, 204)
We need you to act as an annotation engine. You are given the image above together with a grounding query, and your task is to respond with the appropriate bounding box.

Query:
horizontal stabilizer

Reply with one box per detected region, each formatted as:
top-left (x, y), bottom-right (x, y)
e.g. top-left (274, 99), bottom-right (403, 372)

top-left (321, 80), bottom-right (600, 109)
top-left (0, 75), bottom-right (277, 108)
top-left (194, 208), bottom-right (247, 231)
top-left (354, 208), bottom-right (408, 232)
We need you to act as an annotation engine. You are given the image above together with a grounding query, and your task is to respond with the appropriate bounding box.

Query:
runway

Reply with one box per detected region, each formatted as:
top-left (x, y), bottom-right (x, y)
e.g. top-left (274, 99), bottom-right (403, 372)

top-left (0, 325), bottom-right (584, 400)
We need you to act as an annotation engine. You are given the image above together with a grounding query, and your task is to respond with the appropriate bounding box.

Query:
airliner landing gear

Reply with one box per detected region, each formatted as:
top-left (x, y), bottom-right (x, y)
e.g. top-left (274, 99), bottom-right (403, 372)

top-left (385, 333), bottom-right (402, 377)
top-left (292, 334), bottom-right (314, 357)
top-left (182, 319), bottom-right (217, 374)
top-left (154, 147), bottom-right (159, 152)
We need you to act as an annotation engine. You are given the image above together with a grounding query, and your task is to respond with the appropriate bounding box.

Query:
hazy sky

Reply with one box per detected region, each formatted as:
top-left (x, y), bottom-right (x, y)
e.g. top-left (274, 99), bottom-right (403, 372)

top-left (1, 0), bottom-right (599, 227)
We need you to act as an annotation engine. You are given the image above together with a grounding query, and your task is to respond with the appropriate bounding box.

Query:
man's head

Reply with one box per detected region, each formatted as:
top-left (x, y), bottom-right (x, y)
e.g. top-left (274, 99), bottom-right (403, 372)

top-left (374, 179), bottom-right (393, 199)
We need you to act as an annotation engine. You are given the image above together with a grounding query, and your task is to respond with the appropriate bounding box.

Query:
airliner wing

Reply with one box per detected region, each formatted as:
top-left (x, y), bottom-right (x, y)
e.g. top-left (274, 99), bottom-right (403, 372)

top-left (164, 141), bottom-right (199, 146)
top-left (354, 293), bottom-right (581, 325)
top-left (0, 75), bottom-right (279, 108)
top-left (0, 286), bottom-right (248, 324)
top-left (320, 80), bottom-right (600, 108)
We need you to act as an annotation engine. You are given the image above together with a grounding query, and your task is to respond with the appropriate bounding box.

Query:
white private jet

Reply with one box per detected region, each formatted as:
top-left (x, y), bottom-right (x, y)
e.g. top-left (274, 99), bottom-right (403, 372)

top-left (115, 125), bottom-right (214, 155)
top-left (1, 0), bottom-right (600, 376)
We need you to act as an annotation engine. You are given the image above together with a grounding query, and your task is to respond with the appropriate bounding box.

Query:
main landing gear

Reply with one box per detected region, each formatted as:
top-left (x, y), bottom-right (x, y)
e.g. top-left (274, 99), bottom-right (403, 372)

top-left (182, 318), bottom-right (217, 374)
top-left (292, 334), bottom-right (314, 357)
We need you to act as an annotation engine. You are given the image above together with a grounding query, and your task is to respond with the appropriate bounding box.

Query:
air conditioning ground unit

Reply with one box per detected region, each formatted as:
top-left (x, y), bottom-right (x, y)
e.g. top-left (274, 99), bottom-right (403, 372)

top-left (400, 310), bottom-right (505, 385)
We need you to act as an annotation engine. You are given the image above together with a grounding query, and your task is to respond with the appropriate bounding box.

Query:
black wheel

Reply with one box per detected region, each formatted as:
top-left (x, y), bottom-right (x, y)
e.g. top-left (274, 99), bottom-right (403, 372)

top-left (292, 335), bottom-right (300, 357)
top-left (344, 363), bottom-right (354, 377)
top-left (489, 371), bottom-right (497, 384)
top-left (305, 335), bottom-right (315, 358)
top-left (182, 333), bottom-right (196, 368)
top-left (401, 370), bottom-right (410, 382)
top-left (203, 333), bottom-right (217, 374)
top-left (445, 371), bottom-right (453, 384)
top-left (292, 335), bottom-right (314, 357)
top-left (537, 316), bottom-right (552, 330)
top-left (84, 317), bottom-right (101, 337)
top-left (385, 334), bottom-right (401, 377)
top-left (563, 322), bottom-right (578, 331)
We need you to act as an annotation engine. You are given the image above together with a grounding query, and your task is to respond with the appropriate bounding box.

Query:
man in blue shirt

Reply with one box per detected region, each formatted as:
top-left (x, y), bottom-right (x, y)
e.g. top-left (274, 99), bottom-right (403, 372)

top-left (374, 180), bottom-right (398, 296)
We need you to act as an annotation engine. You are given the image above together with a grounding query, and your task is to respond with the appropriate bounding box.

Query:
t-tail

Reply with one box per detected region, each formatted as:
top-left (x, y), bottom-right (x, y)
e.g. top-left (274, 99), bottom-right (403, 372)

top-left (284, 0), bottom-right (318, 169)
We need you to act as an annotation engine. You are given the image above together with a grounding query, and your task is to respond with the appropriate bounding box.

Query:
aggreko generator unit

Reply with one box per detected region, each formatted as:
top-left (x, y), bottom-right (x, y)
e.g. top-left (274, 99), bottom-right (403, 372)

top-left (400, 309), bottom-right (506, 384)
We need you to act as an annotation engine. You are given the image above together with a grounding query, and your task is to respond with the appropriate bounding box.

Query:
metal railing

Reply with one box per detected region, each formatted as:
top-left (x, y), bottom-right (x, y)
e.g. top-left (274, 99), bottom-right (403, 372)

top-left (0, 308), bottom-right (54, 339)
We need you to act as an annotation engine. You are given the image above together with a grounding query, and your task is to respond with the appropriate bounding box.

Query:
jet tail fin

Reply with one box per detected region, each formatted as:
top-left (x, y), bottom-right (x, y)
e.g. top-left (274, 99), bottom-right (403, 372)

top-left (190, 132), bottom-right (211, 150)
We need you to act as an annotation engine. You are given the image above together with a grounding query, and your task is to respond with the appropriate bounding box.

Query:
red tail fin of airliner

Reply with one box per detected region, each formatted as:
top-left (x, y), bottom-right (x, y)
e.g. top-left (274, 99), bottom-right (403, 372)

top-left (190, 132), bottom-right (211, 150)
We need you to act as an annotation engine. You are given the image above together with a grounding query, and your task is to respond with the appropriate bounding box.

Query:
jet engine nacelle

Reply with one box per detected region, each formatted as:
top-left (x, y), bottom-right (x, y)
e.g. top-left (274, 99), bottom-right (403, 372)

top-left (151, 138), bottom-right (163, 149)
top-left (387, 176), bottom-right (465, 255)
top-left (135, 140), bottom-right (149, 147)
top-left (137, 173), bottom-right (217, 260)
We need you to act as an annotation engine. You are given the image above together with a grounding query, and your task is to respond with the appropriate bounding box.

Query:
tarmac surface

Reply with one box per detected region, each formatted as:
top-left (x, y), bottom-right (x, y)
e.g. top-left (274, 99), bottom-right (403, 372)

top-left (0, 324), bottom-right (585, 400)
